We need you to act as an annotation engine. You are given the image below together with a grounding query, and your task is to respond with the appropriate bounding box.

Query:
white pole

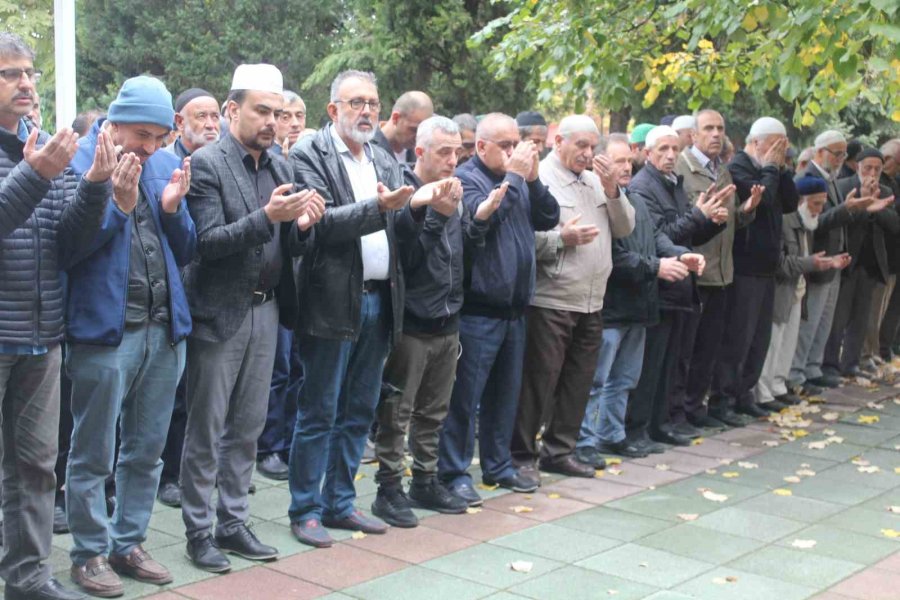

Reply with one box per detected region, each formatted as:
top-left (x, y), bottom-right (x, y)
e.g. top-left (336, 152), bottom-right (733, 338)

top-left (53, 0), bottom-right (76, 131)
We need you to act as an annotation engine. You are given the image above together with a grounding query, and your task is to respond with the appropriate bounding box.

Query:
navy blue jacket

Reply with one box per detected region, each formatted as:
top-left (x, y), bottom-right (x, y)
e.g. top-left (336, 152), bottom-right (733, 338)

top-left (456, 156), bottom-right (559, 319)
top-left (67, 119), bottom-right (197, 345)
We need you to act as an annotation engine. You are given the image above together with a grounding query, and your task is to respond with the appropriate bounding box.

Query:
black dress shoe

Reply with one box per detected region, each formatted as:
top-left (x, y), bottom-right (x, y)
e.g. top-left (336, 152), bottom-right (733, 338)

top-left (630, 434), bottom-right (666, 454)
top-left (774, 392), bottom-right (802, 406)
top-left (669, 422), bottom-right (703, 439)
top-left (841, 366), bottom-right (862, 378)
top-left (5, 577), bottom-right (87, 600)
top-left (799, 382), bottom-right (824, 396)
top-left (256, 453), bottom-right (289, 481)
top-left (734, 403), bottom-right (769, 419)
top-left (574, 447), bottom-right (607, 469)
top-left (53, 500), bottom-right (69, 534)
top-left (686, 414), bottom-right (727, 430)
top-left (215, 523), bottom-right (278, 561)
top-left (538, 454), bottom-right (596, 478)
top-left (808, 375), bottom-right (840, 388)
top-left (156, 481), bottom-right (181, 508)
top-left (596, 439), bottom-right (648, 458)
top-left (186, 535), bottom-right (231, 573)
top-left (371, 486), bottom-right (418, 528)
top-left (649, 431), bottom-right (692, 446)
top-left (709, 409), bottom-right (747, 428)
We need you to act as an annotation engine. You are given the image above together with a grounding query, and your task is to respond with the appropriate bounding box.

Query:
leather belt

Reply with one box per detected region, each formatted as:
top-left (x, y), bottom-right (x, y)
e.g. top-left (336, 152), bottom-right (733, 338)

top-left (252, 289), bottom-right (275, 305)
top-left (362, 280), bottom-right (386, 293)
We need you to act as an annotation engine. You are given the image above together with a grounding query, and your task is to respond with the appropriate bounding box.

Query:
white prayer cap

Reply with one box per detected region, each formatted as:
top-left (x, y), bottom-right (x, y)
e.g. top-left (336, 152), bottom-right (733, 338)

top-left (230, 64), bottom-right (283, 94)
top-left (814, 130), bottom-right (847, 150)
top-left (645, 125), bottom-right (679, 149)
top-left (557, 115), bottom-right (599, 138)
top-left (747, 117), bottom-right (786, 141)
top-left (671, 115), bottom-right (695, 131)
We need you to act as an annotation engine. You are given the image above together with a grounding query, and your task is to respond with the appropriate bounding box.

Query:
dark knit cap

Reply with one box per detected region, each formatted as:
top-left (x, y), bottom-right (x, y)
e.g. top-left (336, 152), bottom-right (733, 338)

top-left (795, 175), bottom-right (828, 196)
top-left (516, 110), bottom-right (547, 128)
top-left (856, 147), bottom-right (884, 163)
top-left (847, 139), bottom-right (863, 161)
top-left (174, 88), bottom-right (215, 113)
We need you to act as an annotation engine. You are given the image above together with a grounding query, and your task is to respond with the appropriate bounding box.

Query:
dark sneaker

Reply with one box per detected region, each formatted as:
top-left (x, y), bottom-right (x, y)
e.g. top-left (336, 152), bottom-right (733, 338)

top-left (186, 535), bottom-right (231, 573)
top-left (734, 403), bottom-right (769, 419)
top-left (372, 486), bottom-right (418, 527)
top-left (630, 435), bottom-right (666, 454)
top-left (483, 471), bottom-right (539, 493)
top-left (156, 481), bottom-right (181, 508)
top-left (649, 430), bottom-right (692, 446)
top-left (447, 480), bottom-right (483, 507)
top-left (670, 422), bottom-right (703, 439)
top-left (596, 439), bottom-right (648, 458)
top-left (516, 463), bottom-right (542, 489)
top-left (808, 375), bottom-right (840, 388)
top-left (538, 455), bottom-right (595, 478)
top-left (256, 453), bottom-right (289, 481)
top-left (709, 409), bottom-right (748, 428)
top-left (53, 498), bottom-right (69, 534)
top-left (574, 446), bottom-right (607, 469)
top-left (108, 545), bottom-right (172, 585)
top-left (5, 577), bottom-right (86, 600)
top-left (323, 509), bottom-right (389, 534)
top-left (290, 519), bottom-right (333, 548)
top-left (409, 478), bottom-right (468, 514)
top-left (686, 414), bottom-right (727, 430)
top-left (215, 523), bottom-right (278, 561)
top-left (70, 556), bottom-right (124, 598)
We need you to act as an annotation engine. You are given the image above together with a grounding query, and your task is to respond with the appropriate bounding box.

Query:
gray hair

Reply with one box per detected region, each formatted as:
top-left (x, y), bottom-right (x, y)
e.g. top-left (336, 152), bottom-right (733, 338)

top-left (798, 146), bottom-right (815, 163)
top-left (283, 90), bottom-right (305, 106)
top-left (596, 132), bottom-right (630, 155)
top-left (416, 115), bottom-right (459, 148)
top-left (330, 70), bottom-right (377, 102)
top-left (452, 113), bottom-right (477, 133)
top-left (557, 115), bottom-right (599, 138)
top-left (393, 91), bottom-right (432, 116)
top-left (0, 32), bottom-right (35, 61)
top-left (693, 109), bottom-right (723, 130)
top-left (880, 138), bottom-right (900, 158)
top-left (475, 113), bottom-right (516, 142)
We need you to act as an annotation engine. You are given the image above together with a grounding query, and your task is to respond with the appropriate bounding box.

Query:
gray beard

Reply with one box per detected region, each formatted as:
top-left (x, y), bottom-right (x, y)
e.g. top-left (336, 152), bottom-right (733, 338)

top-left (798, 203), bottom-right (819, 231)
top-left (347, 126), bottom-right (375, 145)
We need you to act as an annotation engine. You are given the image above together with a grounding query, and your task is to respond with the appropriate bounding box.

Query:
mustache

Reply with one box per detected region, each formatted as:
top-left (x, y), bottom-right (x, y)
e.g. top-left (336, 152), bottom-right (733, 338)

top-left (13, 92), bottom-right (33, 101)
top-left (355, 117), bottom-right (372, 128)
top-left (259, 126), bottom-right (275, 136)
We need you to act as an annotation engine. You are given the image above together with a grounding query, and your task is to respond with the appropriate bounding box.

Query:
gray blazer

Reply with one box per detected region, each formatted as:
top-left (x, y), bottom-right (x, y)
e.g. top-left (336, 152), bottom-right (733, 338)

top-left (183, 133), bottom-right (308, 342)
top-left (774, 212), bottom-right (816, 324)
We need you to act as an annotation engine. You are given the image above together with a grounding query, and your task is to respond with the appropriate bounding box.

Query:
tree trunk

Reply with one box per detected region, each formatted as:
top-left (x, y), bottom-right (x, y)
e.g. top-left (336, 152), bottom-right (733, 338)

top-left (609, 107), bottom-right (631, 134)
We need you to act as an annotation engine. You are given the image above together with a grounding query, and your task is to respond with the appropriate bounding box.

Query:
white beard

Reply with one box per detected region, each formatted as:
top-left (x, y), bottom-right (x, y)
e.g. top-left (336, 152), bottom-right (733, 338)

top-left (798, 202), bottom-right (819, 231)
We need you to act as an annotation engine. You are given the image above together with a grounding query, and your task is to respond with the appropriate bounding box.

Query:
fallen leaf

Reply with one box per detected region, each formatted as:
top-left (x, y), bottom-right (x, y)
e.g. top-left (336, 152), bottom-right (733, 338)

top-left (354, 473), bottom-right (365, 481)
top-left (762, 440), bottom-right (780, 447)
top-left (699, 488), bottom-right (729, 503)
top-left (607, 590), bottom-right (619, 596)
top-left (822, 429), bottom-right (837, 436)
top-left (791, 539), bottom-right (817, 549)
top-left (705, 469), bottom-right (718, 475)
top-left (855, 376), bottom-right (873, 387)
top-left (726, 576), bottom-right (739, 583)
top-left (712, 576), bottom-right (739, 585)
top-left (796, 469), bottom-right (816, 477)
top-left (881, 529), bottom-right (900, 539)
top-left (465, 507), bottom-right (482, 514)
top-left (773, 488), bottom-right (793, 496)
top-left (729, 442), bottom-right (743, 447)
top-left (858, 465), bottom-right (881, 474)
top-left (827, 436), bottom-right (844, 444)
top-left (822, 412), bottom-right (840, 421)
top-left (404, 467), bottom-right (413, 477)
top-left (783, 476), bottom-right (801, 483)
top-left (806, 396), bottom-right (826, 403)
top-left (866, 401), bottom-right (885, 410)
top-left (894, 467), bottom-right (900, 475)
top-left (852, 457), bottom-right (870, 466)
top-left (691, 437), bottom-right (705, 446)
top-left (606, 458), bottom-right (623, 466)
top-left (857, 414), bottom-right (881, 425)
top-left (523, 495), bottom-right (532, 500)
top-left (351, 531), bottom-right (367, 540)
top-left (737, 461), bottom-right (759, 469)
top-left (477, 483), bottom-right (499, 491)
top-left (511, 505), bottom-right (534, 513)
top-left (677, 513), bottom-right (699, 521)
top-left (719, 459), bottom-right (734, 466)
top-left (887, 506), bottom-right (900, 514)
top-left (594, 470), bottom-right (605, 478)
top-left (508, 561), bottom-right (533, 573)
top-left (792, 429), bottom-right (810, 438)
top-left (807, 441), bottom-right (828, 450)
top-left (722, 472), bottom-right (740, 479)
top-left (547, 493), bottom-right (560, 499)
top-left (607, 467), bottom-right (623, 476)
top-left (639, 562), bottom-right (649, 568)
top-left (655, 464), bottom-right (670, 471)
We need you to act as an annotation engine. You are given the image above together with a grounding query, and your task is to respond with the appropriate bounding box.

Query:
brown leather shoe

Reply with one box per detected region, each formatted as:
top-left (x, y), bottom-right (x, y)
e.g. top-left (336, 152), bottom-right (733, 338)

top-left (108, 545), bottom-right (173, 585)
top-left (70, 556), bottom-right (124, 598)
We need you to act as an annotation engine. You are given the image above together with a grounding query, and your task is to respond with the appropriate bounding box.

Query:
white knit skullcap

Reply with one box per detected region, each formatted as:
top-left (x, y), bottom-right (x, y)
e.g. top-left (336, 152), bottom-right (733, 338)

top-left (671, 115), bottom-right (695, 131)
top-left (747, 117), bottom-right (786, 141)
top-left (814, 130), bottom-right (847, 150)
top-left (645, 125), bottom-right (679, 149)
top-left (231, 64), bottom-right (283, 94)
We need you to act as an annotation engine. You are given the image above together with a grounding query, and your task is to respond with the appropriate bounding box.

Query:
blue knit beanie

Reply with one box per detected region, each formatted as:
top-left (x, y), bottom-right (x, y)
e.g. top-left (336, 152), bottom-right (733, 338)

top-left (795, 175), bottom-right (827, 196)
top-left (108, 76), bottom-right (174, 131)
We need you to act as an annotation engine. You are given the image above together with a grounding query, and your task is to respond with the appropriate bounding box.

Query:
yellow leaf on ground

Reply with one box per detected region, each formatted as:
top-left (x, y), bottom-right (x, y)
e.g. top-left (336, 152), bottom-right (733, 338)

top-left (807, 441), bottom-right (828, 450)
top-left (477, 483), bottom-right (499, 491)
top-left (594, 470), bottom-right (605, 478)
top-left (827, 436), bottom-right (844, 444)
top-left (699, 488), bottom-right (729, 502)
top-left (822, 429), bottom-right (837, 436)
top-left (655, 464), bottom-right (671, 471)
top-left (806, 396), bottom-right (826, 403)
top-left (793, 429), bottom-right (810, 438)
top-left (894, 467), bottom-right (900, 475)
top-left (791, 539), bottom-right (817, 549)
top-left (822, 412), bottom-right (840, 421)
top-left (606, 458), bottom-right (623, 465)
top-left (857, 414), bottom-right (881, 424)
top-left (354, 473), bottom-right (365, 481)
top-left (722, 472), bottom-right (740, 479)
top-left (351, 531), bottom-right (367, 540)
top-left (796, 469), bottom-right (816, 477)
top-left (881, 528), bottom-right (900, 539)
top-left (511, 505), bottom-right (533, 513)
top-left (852, 457), bottom-right (870, 466)
top-left (404, 467), bottom-right (413, 477)
top-left (691, 437), bottom-right (705, 446)
top-left (705, 469), bottom-right (718, 475)
top-left (773, 488), bottom-right (793, 496)
top-left (607, 467), bottom-right (623, 476)
top-left (547, 493), bottom-right (561, 499)
top-left (783, 476), bottom-right (801, 483)
top-left (465, 507), bottom-right (482, 514)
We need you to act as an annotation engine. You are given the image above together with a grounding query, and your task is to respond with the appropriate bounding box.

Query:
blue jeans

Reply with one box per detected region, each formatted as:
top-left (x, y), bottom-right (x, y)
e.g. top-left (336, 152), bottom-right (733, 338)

top-left (258, 326), bottom-right (303, 456)
top-left (437, 314), bottom-right (526, 486)
top-left (578, 326), bottom-right (646, 448)
top-left (288, 291), bottom-right (389, 522)
top-left (65, 323), bottom-right (184, 564)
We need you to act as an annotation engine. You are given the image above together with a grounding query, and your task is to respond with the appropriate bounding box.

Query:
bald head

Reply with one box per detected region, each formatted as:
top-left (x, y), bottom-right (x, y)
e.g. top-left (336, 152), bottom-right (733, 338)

top-left (383, 90), bottom-right (434, 153)
top-left (476, 113), bottom-right (517, 143)
top-left (475, 113), bottom-right (519, 175)
top-left (393, 91), bottom-right (433, 117)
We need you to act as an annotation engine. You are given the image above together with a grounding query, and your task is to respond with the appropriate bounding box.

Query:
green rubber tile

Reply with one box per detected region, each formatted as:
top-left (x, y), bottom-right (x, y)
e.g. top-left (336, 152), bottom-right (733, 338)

top-left (657, 477), bottom-right (764, 506)
top-left (842, 413), bottom-right (900, 430)
top-left (727, 545), bottom-right (864, 588)
top-left (745, 451), bottom-right (840, 474)
top-left (248, 485), bottom-right (292, 521)
top-left (820, 505), bottom-right (900, 539)
top-left (342, 565), bottom-right (495, 600)
top-left (789, 473), bottom-right (886, 506)
top-left (489, 522), bottom-right (621, 563)
top-left (480, 594), bottom-right (531, 600)
top-left (817, 463), bottom-right (897, 490)
top-left (735, 489), bottom-right (844, 523)
top-left (814, 423), bottom-right (899, 447)
top-left (852, 447), bottom-right (900, 466)
top-left (422, 543), bottom-right (562, 589)
top-left (673, 567), bottom-right (816, 600)
top-left (689, 507), bottom-right (806, 542)
top-left (146, 506), bottom-right (189, 538)
top-left (876, 433), bottom-right (900, 450)
top-left (641, 592), bottom-right (698, 600)
top-left (575, 543), bottom-right (715, 588)
top-left (639, 523), bottom-right (765, 564)
top-left (508, 565), bottom-right (656, 600)
top-left (772, 440), bottom-right (871, 463)
top-left (774, 523), bottom-right (900, 564)
top-left (605, 489), bottom-right (722, 522)
top-left (552, 506), bottom-right (671, 542)
top-left (860, 488), bottom-right (900, 512)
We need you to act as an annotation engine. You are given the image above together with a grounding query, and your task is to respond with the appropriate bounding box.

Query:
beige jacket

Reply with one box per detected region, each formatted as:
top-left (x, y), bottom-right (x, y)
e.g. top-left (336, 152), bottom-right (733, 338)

top-left (533, 152), bottom-right (635, 313)
top-left (675, 147), bottom-right (754, 287)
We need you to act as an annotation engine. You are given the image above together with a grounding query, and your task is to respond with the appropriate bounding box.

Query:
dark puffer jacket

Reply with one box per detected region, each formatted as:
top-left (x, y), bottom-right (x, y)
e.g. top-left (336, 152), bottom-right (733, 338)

top-left (0, 119), bottom-right (109, 346)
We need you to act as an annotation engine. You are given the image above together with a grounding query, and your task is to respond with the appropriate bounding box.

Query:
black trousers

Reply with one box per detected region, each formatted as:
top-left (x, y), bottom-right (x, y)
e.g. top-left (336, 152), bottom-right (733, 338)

top-left (824, 267), bottom-right (877, 374)
top-left (626, 310), bottom-right (689, 439)
top-left (710, 274), bottom-right (775, 409)
top-left (682, 285), bottom-right (729, 418)
top-left (880, 277), bottom-right (900, 357)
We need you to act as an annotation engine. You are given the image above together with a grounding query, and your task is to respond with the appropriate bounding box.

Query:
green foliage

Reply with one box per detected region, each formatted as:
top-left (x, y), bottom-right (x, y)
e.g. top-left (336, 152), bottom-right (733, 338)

top-left (475, 0), bottom-right (900, 129)
top-left (1, 0), bottom-right (55, 127)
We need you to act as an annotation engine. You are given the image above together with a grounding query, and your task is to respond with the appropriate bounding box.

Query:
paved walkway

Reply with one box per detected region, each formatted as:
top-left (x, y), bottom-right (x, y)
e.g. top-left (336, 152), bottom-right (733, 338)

top-left (21, 379), bottom-right (900, 599)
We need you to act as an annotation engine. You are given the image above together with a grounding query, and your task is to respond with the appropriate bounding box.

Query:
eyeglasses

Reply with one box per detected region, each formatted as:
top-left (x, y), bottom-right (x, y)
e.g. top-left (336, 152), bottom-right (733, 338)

top-left (485, 139), bottom-right (518, 151)
top-left (823, 147), bottom-right (848, 159)
top-left (334, 98), bottom-right (381, 112)
top-left (0, 67), bottom-right (42, 84)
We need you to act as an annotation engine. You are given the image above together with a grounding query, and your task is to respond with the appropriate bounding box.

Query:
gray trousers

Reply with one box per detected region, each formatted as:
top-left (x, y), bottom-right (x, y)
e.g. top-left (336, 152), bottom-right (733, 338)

top-left (375, 331), bottom-right (459, 487)
top-left (789, 276), bottom-right (840, 386)
top-left (181, 301), bottom-right (278, 540)
top-left (0, 346), bottom-right (61, 592)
